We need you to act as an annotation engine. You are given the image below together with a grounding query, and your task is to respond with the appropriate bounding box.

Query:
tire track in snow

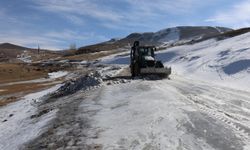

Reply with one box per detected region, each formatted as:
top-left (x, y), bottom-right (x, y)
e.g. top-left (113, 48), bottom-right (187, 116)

top-left (187, 94), bottom-right (250, 142)
top-left (165, 76), bottom-right (250, 144)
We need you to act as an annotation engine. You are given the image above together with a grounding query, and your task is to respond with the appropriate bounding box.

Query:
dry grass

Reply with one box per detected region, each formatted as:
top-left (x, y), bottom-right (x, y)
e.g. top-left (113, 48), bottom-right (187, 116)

top-left (0, 63), bottom-right (48, 84)
top-left (28, 50), bottom-right (62, 62)
top-left (0, 96), bottom-right (18, 107)
top-left (0, 82), bottom-right (52, 96)
top-left (0, 63), bottom-right (66, 106)
top-left (61, 50), bottom-right (121, 61)
top-left (217, 28), bottom-right (250, 39)
top-left (0, 79), bottom-right (63, 106)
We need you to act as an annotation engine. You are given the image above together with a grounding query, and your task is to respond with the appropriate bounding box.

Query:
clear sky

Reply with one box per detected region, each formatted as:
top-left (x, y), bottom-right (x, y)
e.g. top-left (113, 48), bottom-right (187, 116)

top-left (0, 0), bottom-right (250, 50)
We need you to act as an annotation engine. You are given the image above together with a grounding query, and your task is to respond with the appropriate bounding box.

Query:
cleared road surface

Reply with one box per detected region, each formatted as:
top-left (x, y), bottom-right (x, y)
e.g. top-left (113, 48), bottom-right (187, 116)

top-left (81, 76), bottom-right (250, 150)
top-left (19, 74), bottom-right (250, 150)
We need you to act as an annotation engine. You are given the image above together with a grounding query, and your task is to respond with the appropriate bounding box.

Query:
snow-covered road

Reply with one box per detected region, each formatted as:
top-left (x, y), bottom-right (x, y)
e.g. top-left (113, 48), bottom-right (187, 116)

top-left (82, 75), bottom-right (250, 150)
top-left (4, 73), bottom-right (250, 150)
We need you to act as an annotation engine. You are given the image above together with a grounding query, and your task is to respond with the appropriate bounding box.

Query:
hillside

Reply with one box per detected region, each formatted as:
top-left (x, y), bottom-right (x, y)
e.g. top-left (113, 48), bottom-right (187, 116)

top-left (102, 28), bottom-right (250, 91)
top-left (0, 43), bottom-right (29, 50)
top-left (77, 26), bottom-right (232, 54)
top-left (0, 43), bottom-right (63, 62)
top-left (0, 43), bottom-right (30, 61)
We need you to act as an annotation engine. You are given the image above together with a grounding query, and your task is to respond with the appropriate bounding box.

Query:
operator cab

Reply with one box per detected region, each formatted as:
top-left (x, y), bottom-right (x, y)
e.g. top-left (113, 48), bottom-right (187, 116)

top-left (138, 46), bottom-right (156, 67)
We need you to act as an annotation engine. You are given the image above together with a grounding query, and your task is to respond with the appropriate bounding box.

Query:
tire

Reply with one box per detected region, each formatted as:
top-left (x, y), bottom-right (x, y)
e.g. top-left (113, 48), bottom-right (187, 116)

top-left (131, 65), bottom-right (135, 77)
top-left (131, 62), bottom-right (140, 77)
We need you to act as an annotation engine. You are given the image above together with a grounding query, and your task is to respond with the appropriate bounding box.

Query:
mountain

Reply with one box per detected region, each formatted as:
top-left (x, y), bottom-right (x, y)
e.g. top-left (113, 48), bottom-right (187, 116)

top-left (0, 43), bottom-right (29, 50)
top-left (77, 26), bottom-right (232, 54)
top-left (123, 26), bottom-right (231, 45)
top-left (0, 43), bottom-right (62, 63)
top-left (0, 43), bottom-right (30, 61)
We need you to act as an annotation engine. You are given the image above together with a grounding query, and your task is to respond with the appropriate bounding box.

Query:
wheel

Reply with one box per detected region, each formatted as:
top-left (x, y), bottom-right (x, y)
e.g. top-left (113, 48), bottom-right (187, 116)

top-left (134, 62), bottom-right (140, 76)
top-left (131, 62), bottom-right (140, 77)
top-left (131, 65), bottom-right (135, 77)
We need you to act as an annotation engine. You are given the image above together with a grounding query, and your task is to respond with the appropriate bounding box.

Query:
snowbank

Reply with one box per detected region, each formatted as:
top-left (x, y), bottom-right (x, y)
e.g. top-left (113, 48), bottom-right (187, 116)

top-left (50, 72), bottom-right (102, 98)
top-left (48, 71), bottom-right (68, 79)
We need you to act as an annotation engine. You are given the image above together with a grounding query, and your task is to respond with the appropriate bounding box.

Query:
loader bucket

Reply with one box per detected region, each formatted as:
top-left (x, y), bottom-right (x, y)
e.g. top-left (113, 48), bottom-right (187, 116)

top-left (140, 67), bottom-right (171, 78)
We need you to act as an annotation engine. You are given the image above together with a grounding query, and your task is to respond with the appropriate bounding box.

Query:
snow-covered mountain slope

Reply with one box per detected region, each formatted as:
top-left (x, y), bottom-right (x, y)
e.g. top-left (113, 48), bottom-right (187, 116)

top-left (77, 26), bottom-right (232, 54)
top-left (153, 27), bottom-right (180, 44)
top-left (125, 27), bottom-right (180, 45)
top-left (159, 32), bottom-right (250, 91)
top-left (102, 31), bottom-right (250, 91)
top-left (122, 26), bottom-right (231, 45)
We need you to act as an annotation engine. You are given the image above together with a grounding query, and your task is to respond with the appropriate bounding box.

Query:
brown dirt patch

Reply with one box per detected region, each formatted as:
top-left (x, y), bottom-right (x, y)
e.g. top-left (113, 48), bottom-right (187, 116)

top-left (0, 78), bottom-right (64, 106)
top-left (60, 50), bottom-right (121, 61)
top-left (0, 96), bottom-right (18, 107)
top-left (0, 82), bottom-right (53, 96)
top-left (0, 63), bottom-right (48, 84)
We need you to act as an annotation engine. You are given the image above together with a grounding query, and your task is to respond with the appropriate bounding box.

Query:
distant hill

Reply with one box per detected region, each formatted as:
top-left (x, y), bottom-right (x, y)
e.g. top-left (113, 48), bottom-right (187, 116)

top-left (0, 43), bottom-right (30, 61)
top-left (0, 43), bottom-right (62, 63)
top-left (0, 43), bottom-right (29, 51)
top-left (77, 26), bottom-right (232, 54)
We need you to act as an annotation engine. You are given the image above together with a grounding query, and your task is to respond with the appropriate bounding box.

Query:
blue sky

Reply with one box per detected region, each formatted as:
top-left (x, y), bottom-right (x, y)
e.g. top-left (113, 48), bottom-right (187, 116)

top-left (0, 0), bottom-right (250, 50)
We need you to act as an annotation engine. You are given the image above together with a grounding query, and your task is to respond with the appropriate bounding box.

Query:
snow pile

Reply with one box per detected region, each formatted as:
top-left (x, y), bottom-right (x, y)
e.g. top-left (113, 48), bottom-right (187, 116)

top-left (80, 60), bottom-right (88, 65)
top-left (50, 72), bottom-right (103, 98)
top-left (48, 71), bottom-right (68, 79)
top-left (0, 84), bottom-right (62, 150)
top-left (106, 78), bottom-right (130, 86)
top-left (97, 65), bottom-right (124, 79)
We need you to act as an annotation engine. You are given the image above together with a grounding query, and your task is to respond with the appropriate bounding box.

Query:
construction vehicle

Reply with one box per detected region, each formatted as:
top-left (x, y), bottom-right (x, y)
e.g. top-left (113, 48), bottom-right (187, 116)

top-left (130, 41), bottom-right (171, 77)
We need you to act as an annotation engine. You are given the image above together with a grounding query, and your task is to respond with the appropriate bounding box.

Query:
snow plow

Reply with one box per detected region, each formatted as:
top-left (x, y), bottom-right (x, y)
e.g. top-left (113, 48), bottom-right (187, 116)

top-left (130, 41), bottom-right (171, 78)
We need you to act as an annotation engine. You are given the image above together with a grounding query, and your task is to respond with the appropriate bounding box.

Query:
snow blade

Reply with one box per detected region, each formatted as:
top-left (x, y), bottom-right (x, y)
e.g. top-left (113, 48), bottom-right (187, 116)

top-left (140, 67), bottom-right (171, 78)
